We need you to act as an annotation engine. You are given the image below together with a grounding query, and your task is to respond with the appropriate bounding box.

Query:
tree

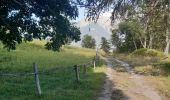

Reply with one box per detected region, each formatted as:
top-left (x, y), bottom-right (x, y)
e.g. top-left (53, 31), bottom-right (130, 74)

top-left (0, 0), bottom-right (81, 51)
top-left (80, 0), bottom-right (170, 54)
top-left (100, 37), bottom-right (110, 53)
top-left (111, 20), bottom-right (142, 52)
top-left (161, 0), bottom-right (170, 54)
top-left (81, 34), bottom-right (96, 49)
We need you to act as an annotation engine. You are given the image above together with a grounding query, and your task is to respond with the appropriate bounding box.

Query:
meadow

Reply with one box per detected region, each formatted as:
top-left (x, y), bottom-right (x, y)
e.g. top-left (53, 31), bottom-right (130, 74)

top-left (0, 41), bottom-right (106, 100)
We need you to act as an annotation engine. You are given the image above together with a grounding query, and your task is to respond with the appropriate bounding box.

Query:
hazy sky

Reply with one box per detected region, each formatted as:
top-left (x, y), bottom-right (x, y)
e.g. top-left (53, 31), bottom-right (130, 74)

top-left (76, 7), bottom-right (112, 22)
top-left (76, 7), bottom-right (85, 22)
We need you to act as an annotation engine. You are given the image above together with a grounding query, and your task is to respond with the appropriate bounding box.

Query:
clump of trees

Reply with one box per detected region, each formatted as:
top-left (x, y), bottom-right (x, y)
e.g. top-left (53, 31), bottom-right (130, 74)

top-left (80, 0), bottom-right (170, 54)
top-left (111, 20), bottom-right (143, 52)
top-left (81, 34), bottom-right (96, 49)
top-left (100, 37), bottom-right (110, 54)
top-left (110, 0), bottom-right (170, 54)
top-left (1, 0), bottom-right (170, 54)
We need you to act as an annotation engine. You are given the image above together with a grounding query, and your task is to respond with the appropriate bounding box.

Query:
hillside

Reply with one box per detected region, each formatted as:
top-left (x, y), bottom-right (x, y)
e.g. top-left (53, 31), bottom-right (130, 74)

top-left (0, 42), bottom-right (105, 100)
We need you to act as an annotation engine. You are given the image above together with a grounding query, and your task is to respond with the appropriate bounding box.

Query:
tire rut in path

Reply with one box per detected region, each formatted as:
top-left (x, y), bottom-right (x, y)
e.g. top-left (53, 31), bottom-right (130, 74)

top-left (112, 58), bottom-right (162, 100)
top-left (98, 57), bottom-right (162, 100)
top-left (97, 58), bottom-right (113, 100)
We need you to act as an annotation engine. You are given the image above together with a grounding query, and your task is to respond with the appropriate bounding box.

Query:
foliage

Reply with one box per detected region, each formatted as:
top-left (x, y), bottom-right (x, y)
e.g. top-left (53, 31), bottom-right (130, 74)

top-left (81, 0), bottom-right (170, 54)
top-left (0, 0), bottom-right (81, 51)
top-left (77, 0), bottom-right (136, 22)
top-left (131, 48), bottom-right (166, 58)
top-left (111, 21), bottom-right (142, 52)
top-left (81, 34), bottom-right (96, 49)
top-left (100, 37), bottom-right (110, 54)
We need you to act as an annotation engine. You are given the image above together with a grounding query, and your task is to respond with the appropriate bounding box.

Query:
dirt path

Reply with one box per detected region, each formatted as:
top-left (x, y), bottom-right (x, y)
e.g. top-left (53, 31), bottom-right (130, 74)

top-left (98, 57), bottom-right (162, 100)
top-left (97, 58), bottom-right (114, 100)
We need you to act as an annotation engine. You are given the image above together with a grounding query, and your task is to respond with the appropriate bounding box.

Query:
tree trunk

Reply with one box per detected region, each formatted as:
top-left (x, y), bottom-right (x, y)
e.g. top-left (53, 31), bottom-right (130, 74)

top-left (139, 37), bottom-right (145, 48)
top-left (149, 34), bottom-right (153, 49)
top-left (133, 39), bottom-right (137, 50)
top-left (164, 5), bottom-right (170, 55)
top-left (144, 36), bottom-right (147, 48)
top-left (142, 17), bottom-right (149, 48)
top-left (164, 32), bottom-right (170, 55)
top-left (164, 39), bottom-right (170, 55)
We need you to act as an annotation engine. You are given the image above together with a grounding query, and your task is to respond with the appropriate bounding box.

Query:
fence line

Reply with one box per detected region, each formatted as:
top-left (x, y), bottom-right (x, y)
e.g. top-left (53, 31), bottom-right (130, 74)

top-left (0, 73), bottom-right (35, 76)
top-left (0, 55), bottom-right (99, 96)
top-left (0, 66), bottom-right (72, 77)
top-left (33, 63), bottom-right (42, 95)
top-left (73, 56), bottom-right (97, 82)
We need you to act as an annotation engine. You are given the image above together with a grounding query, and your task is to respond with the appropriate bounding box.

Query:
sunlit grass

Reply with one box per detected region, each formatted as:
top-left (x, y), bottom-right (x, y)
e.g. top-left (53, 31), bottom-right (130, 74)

top-left (0, 41), bottom-right (106, 100)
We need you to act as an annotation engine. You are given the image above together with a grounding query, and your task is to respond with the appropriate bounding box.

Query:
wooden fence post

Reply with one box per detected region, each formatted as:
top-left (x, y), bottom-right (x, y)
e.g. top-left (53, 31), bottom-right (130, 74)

top-left (74, 65), bottom-right (79, 82)
top-left (83, 64), bottom-right (87, 76)
top-left (96, 54), bottom-right (100, 64)
top-left (93, 57), bottom-right (96, 70)
top-left (33, 63), bottom-right (42, 96)
top-left (96, 48), bottom-right (99, 64)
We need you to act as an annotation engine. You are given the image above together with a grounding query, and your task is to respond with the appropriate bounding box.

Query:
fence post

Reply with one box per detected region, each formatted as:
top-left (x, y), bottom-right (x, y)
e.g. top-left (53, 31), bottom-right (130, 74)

top-left (33, 63), bottom-right (42, 96)
top-left (96, 48), bottom-right (99, 64)
top-left (74, 65), bottom-right (79, 82)
top-left (83, 64), bottom-right (87, 76)
top-left (93, 57), bottom-right (96, 70)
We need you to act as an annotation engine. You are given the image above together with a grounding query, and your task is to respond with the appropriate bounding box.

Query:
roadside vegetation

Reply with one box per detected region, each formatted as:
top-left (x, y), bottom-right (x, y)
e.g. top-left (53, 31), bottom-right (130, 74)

top-left (0, 41), bottom-right (106, 100)
top-left (113, 48), bottom-right (170, 98)
top-left (81, 35), bottom-right (96, 49)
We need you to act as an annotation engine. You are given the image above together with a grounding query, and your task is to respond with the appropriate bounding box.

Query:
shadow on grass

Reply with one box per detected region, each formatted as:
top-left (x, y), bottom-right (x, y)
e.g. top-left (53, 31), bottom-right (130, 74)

top-left (0, 67), bottom-right (104, 100)
top-left (0, 56), bottom-right (129, 100)
top-left (0, 59), bottom-right (106, 100)
top-left (0, 64), bottom-right (130, 100)
top-left (153, 62), bottom-right (170, 76)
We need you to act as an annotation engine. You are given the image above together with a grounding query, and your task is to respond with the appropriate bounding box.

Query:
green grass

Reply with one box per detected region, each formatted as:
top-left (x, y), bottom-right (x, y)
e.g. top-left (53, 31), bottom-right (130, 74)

top-left (131, 48), bottom-right (166, 57)
top-left (0, 42), bottom-right (106, 100)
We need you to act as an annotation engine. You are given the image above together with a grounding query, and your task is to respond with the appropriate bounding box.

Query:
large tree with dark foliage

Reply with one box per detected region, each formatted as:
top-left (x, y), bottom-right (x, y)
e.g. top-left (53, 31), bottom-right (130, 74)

top-left (0, 0), bottom-right (81, 51)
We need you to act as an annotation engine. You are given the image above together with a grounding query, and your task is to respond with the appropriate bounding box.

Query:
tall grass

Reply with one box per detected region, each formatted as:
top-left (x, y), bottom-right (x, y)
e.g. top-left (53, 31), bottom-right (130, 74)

top-left (0, 42), bottom-right (105, 100)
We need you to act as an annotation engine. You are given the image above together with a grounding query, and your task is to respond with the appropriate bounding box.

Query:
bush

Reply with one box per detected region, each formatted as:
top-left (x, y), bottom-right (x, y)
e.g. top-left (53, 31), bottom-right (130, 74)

top-left (131, 48), bottom-right (165, 57)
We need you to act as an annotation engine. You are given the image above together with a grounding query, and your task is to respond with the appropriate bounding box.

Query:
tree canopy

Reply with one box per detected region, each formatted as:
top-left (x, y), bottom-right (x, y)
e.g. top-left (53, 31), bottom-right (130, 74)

top-left (101, 37), bottom-right (110, 54)
top-left (79, 0), bottom-right (170, 54)
top-left (111, 20), bottom-right (143, 52)
top-left (81, 34), bottom-right (96, 49)
top-left (0, 0), bottom-right (81, 51)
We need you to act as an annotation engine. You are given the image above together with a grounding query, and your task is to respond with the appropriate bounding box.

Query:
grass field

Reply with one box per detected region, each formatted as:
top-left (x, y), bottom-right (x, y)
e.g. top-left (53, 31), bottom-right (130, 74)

top-left (0, 41), bottom-right (106, 100)
top-left (112, 50), bottom-right (170, 98)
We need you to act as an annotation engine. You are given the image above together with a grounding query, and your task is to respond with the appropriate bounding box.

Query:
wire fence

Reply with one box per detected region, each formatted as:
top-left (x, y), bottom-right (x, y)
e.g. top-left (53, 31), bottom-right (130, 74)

top-left (0, 55), bottom-right (100, 96)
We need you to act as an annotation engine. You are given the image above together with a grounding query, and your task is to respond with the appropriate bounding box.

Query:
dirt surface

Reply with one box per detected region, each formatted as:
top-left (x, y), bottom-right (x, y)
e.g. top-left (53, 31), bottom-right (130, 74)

top-left (97, 57), bottom-right (163, 100)
top-left (97, 58), bottom-right (114, 100)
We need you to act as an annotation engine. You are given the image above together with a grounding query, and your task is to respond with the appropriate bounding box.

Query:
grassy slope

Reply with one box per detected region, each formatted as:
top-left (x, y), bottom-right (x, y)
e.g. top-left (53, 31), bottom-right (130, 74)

top-left (0, 42), bottom-right (105, 100)
top-left (113, 49), bottom-right (170, 99)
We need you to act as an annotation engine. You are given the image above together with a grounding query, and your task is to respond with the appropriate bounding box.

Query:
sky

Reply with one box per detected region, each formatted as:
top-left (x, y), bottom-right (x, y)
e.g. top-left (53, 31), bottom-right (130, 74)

top-left (76, 7), bottom-right (86, 22)
top-left (71, 7), bottom-right (115, 48)
top-left (76, 7), bottom-right (112, 22)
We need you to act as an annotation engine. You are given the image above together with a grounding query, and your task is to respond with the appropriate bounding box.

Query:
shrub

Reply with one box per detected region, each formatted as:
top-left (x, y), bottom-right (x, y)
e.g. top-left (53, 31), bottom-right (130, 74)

top-left (131, 48), bottom-right (165, 58)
